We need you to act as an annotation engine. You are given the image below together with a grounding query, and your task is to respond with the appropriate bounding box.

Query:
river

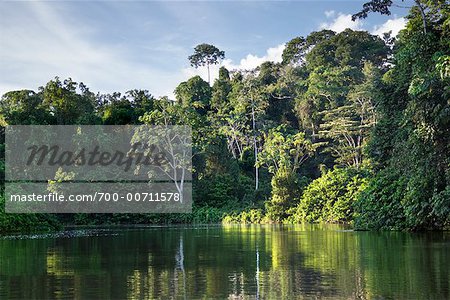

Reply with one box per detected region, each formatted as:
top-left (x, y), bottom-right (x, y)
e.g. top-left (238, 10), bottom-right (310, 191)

top-left (0, 224), bottom-right (449, 299)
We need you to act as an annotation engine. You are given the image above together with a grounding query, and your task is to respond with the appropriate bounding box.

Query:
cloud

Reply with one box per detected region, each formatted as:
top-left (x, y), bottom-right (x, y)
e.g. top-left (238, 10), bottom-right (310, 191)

top-left (181, 44), bottom-right (285, 84)
top-left (324, 10), bottom-right (335, 18)
top-left (225, 44), bottom-right (285, 70)
top-left (319, 12), bottom-right (363, 32)
top-left (0, 2), bottom-right (180, 98)
top-left (372, 17), bottom-right (406, 37)
top-left (319, 11), bottom-right (405, 38)
top-left (1, 2), bottom-right (407, 102)
top-left (1, 2), bottom-right (287, 100)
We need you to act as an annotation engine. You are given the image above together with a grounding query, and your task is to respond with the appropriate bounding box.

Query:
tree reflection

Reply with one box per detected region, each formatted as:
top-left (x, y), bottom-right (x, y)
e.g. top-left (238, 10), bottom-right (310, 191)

top-left (0, 226), bottom-right (448, 299)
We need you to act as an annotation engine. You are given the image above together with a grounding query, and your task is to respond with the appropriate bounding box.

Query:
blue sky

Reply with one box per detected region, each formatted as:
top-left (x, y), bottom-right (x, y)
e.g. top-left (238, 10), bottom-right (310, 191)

top-left (0, 1), bottom-right (410, 99)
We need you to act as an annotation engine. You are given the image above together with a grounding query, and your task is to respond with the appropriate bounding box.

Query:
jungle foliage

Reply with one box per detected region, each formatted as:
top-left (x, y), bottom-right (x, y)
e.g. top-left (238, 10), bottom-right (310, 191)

top-left (0, 2), bottom-right (448, 232)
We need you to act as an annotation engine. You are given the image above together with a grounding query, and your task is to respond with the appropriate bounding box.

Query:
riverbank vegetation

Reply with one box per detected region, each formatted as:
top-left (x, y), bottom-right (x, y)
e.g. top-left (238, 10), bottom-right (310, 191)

top-left (1, 1), bottom-right (449, 232)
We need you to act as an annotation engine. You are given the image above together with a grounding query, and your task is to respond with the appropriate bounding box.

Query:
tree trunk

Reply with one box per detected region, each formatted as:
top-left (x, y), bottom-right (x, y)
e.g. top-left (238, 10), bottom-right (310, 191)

top-left (415, 0), bottom-right (427, 34)
top-left (251, 99), bottom-right (259, 190)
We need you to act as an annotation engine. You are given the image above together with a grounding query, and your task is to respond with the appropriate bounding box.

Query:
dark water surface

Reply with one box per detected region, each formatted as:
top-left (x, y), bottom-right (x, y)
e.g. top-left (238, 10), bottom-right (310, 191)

top-left (0, 225), bottom-right (449, 299)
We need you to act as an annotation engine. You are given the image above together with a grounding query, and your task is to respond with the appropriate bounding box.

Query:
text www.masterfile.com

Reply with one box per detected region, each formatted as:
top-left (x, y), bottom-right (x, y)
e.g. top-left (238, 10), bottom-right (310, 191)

top-left (9, 192), bottom-right (182, 203)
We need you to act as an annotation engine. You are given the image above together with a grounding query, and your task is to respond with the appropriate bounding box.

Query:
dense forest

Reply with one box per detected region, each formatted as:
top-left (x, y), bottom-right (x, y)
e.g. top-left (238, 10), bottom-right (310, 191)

top-left (0, 1), bottom-right (449, 232)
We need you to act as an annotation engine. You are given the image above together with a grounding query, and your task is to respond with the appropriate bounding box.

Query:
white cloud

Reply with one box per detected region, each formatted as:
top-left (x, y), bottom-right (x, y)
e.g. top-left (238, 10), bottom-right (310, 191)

top-left (0, 2), bottom-right (179, 98)
top-left (181, 44), bottom-right (285, 84)
top-left (319, 12), bottom-right (363, 32)
top-left (1, 2), bottom-right (407, 102)
top-left (1, 2), bottom-right (287, 100)
top-left (226, 44), bottom-right (285, 70)
top-left (320, 10), bottom-right (406, 38)
top-left (324, 10), bottom-right (335, 18)
top-left (372, 17), bottom-right (406, 37)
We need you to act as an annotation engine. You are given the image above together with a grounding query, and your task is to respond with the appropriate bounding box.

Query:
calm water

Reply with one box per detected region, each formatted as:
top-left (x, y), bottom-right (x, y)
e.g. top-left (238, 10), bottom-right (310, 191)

top-left (0, 225), bottom-right (449, 299)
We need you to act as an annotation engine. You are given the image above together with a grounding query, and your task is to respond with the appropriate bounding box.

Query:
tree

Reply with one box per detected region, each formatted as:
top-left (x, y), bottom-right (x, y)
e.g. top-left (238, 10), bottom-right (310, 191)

top-left (282, 36), bottom-right (307, 65)
top-left (319, 63), bottom-right (381, 168)
top-left (41, 77), bottom-right (99, 125)
top-left (99, 94), bottom-right (135, 125)
top-left (210, 67), bottom-right (232, 112)
top-left (258, 125), bottom-right (320, 222)
top-left (138, 99), bottom-right (200, 204)
top-left (352, 0), bottom-right (448, 34)
top-left (188, 44), bottom-right (225, 84)
top-left (306, 29), bottom-right (388, 70)
top-left (294, 30), bottom-right (388, 165)
top-left (237, 73), bottom-right (269, 190)
top-left (126, 89), bottom-right (155, 120)
top-left (175, 76), bottom-right (212, 114)
top-left (292, 168), bottom-right (368, 223)
top-left (0, 90), bottom-right (54, 124)
top-left (257, 125), bottom-right (320, 175)
top-left (354, 3), bottom-right (450, 230)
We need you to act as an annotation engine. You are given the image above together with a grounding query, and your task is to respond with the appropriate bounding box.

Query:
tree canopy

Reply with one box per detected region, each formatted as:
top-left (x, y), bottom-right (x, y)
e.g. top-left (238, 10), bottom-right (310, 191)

top-left (0, 2), bottom-right (448, 231)
top-left (188, 43), bottom-right (225, 84)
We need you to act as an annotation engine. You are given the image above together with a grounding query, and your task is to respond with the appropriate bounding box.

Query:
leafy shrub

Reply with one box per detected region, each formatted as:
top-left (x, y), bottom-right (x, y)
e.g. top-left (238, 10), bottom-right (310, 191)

top-left (222, 209), bottom-right (266, 224)
top-left (353, 169), bottom-right (407, 230)
top-left (354, 165), bottom-right (450, 231)
top-left (0, 195), bottom-right (61, 233)
top-left (431, 186), bottom-right (450, 228)
top-left (287, 168), bottom-right (368, 223)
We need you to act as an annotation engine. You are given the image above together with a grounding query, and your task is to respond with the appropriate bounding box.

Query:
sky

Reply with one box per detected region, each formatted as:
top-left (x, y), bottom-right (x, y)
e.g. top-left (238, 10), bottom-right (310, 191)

top-left (0, 1), bottom-right (410, 99)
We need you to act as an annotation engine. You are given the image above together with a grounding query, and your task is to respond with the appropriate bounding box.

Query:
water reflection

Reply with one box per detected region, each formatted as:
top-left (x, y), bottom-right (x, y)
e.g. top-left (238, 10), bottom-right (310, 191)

top-left (0, 225), bottom-right (449, 299)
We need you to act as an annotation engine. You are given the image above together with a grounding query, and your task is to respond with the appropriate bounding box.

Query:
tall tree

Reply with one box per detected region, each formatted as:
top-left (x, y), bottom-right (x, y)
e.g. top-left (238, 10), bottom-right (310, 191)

top-left (175, 76), bottom-right (212, 115)
top-left (188, 44), bottom-right (225, 84)
top-left (352, 0), bottom-right (449, 34)
top-left (41, 77), bottom-right (98, 125)
top-left (99, 93), bottom-right (135, 125)
top-left (237, 73), bottom-right (269, 190)
top-left (0, 90), bottom-right (54, 124)
top-left (354, 3), bottom-right (450, 230)
top-left (210, 67), bottom-right (232, 112)
top-left (282, 36), bottom-right (307, 66)
top-left (257, 125), bottom-right (319, 222)
top-left (319, 63), bottom-right (381, 168)
top-left (258, 125), bottom-right (320, 174)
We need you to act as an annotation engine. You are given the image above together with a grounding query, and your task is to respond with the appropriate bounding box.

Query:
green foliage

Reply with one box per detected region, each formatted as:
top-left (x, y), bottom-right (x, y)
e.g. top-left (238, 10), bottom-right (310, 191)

top-left (101, 96), bottom-right (135, 125)
top-left (282, 36), bottom-right (307, 65)
top-left (265, 167), bottom-right (309, 222)
top-left (222, 209), bottom-right (265, 224)
top-left (353, 0), bottom-right (449, 34)
top-left (99, 90), bottom-right (155, 125)
top-left (42, 77), bottom-right (99, 125)
top-left (0, 90), bottom-right (54, 124)
top-left (188, 44), bottom-right (225, 68)
top-left (188, 43), bottom-right (225, 83)
top-left (353, 169), bottom-right (408, 230)
top-left (211, 67), bottom-right (232, 111)
top-left (355, 132), bottom-right (450, 230)
top-left (175, 76), bottom-right (212, 113)
top-left (194, 174), bottom-right (240, 207)
top-left (306, 29), bottom-right (387, 70)
top-left (319, 62), bottom-right (381, 167)
top-left (0, 2), bottom-right (448, 232)
top-left (293, 29), bottom-right (387, 172)
top-left (189, 206), bottom-right (226, 223)
top-left (0, 195), bottom-right (61, 233)
top-left (288, 168), bottom-right (368, 223)
top-left (355, 5), bottom-right (450, 230)
top-left (431, 186), bottom-right (450, 226)
top-left (258, 125), bottom-right (320, 174)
